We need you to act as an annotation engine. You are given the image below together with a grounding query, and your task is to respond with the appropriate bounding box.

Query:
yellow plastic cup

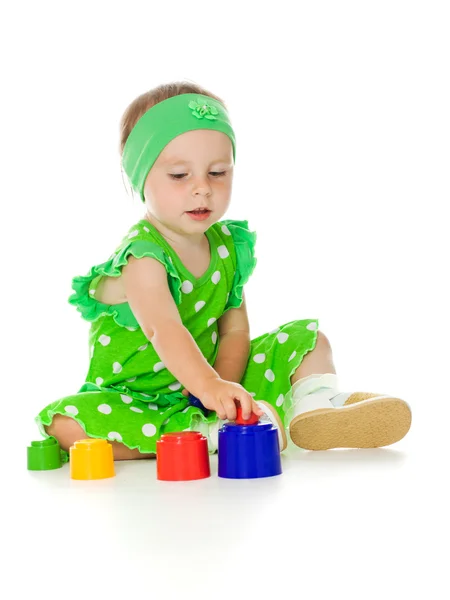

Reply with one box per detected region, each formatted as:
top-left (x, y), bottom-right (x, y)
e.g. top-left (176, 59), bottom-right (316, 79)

top-left (70, 439), bottom-right (115, 480)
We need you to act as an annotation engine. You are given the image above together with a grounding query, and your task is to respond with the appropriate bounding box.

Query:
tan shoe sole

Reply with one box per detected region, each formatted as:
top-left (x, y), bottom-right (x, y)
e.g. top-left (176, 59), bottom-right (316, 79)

top-left (289, 396), bottom-right (412, 451)
top-left (257, 400), bottom-right (288, 452)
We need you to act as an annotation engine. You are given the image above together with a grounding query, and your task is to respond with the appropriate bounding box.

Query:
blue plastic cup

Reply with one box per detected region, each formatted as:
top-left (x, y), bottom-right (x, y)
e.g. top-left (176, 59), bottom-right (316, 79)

top-left (218, 422), bottom-right (282, 479)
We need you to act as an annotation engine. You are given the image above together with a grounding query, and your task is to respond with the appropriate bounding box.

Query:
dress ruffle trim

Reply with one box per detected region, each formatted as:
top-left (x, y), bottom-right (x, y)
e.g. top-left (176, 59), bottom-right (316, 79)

top-left (221, 219), bottom-right (257, 311)
top-left (68, 239), bottom-right (183, 329)
top-left (34, 387), bottom-right (211, 456)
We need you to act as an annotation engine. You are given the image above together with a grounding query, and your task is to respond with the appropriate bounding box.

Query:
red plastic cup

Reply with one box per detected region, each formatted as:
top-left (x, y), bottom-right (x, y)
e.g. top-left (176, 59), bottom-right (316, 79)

top-left (156, 432), bottom-right (210, 481)
top-left (235, 406), bottom-right (260, 426)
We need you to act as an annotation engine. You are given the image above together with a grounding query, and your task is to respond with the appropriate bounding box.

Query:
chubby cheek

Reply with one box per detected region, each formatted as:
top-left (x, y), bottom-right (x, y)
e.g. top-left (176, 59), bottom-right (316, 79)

top-left (166, 188), bottom-right (187, 214)
top-left (150, 182), bottom-right (183, 214)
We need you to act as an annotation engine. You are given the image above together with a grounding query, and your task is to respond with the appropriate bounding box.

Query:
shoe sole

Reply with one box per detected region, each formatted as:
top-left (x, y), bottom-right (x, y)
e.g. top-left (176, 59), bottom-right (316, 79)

top-left (257, 400), bottom-right (288, 452)
top-left (289, 397), bottom-right (412, 451)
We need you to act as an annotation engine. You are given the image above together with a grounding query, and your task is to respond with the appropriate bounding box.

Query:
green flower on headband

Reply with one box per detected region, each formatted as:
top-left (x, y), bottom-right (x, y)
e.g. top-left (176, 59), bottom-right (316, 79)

top-left (188, 98), bottom-right (219, 120)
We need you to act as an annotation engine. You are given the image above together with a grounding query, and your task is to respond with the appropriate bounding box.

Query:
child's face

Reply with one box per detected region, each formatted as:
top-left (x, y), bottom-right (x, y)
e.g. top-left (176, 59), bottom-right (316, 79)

top-left (143, 129), bottom-right (234, 232)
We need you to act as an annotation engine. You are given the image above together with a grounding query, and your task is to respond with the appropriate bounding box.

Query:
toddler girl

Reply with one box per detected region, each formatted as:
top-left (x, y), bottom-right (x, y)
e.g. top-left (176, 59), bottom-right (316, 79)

top-left (35, 81), bottom-right (412, 461)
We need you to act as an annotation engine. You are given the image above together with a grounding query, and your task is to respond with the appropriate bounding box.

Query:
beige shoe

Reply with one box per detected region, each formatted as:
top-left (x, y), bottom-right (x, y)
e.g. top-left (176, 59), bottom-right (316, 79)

top-left (289, 393), bottom-right (412, 451)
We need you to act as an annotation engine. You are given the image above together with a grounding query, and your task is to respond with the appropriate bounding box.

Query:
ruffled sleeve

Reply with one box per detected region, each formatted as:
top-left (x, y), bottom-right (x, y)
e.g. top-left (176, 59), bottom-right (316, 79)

top-left (221, 219), bottom-right (257, 312)
top-left (68, 238), bottom-right (183, 329)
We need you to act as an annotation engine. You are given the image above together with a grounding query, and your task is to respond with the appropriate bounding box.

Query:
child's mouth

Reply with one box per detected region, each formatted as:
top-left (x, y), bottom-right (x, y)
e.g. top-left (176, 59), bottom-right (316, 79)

top-left (186, 209), bottom-right (212, 221)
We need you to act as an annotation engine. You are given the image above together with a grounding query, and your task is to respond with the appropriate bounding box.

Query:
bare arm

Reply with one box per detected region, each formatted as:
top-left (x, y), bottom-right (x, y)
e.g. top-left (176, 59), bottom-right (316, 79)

top-left (213, 291), bottom-right (251, 383)
top-left (122, 255), bottom-right (219, 399)
top-left (180, 292), bottom-right (251, 398)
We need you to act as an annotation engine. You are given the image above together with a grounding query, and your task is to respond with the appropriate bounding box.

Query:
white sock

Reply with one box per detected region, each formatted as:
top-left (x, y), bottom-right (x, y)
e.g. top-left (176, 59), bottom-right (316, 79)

top-left (191, 417), bottom-right (223, 454)
top-left (286, 373), bottom-right (352, 421)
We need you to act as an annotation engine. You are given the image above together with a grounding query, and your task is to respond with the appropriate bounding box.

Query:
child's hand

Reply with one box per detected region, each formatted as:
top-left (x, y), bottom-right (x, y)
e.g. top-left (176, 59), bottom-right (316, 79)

top-left (181, 383), bottom-right (263, 421)
top-left (198, 378), bottom-right (263, 421)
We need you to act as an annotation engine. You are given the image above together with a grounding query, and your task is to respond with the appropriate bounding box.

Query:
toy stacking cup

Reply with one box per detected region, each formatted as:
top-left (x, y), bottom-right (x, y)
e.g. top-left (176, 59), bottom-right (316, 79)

top-left (70, 439), bottom-right (115, 480)
top-left (156, 432), bottom-right (210, 481)
top-left (218, 419), bottom-right (282, 479)
top-left (27, 437), bottom-right (63, 471)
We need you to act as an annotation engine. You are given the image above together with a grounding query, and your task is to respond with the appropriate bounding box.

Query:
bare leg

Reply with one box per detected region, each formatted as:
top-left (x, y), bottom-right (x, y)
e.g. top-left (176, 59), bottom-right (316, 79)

top-left (290, 330), bottom-right (336, 386)
top-left (45, 414), bottom-right (156, 460)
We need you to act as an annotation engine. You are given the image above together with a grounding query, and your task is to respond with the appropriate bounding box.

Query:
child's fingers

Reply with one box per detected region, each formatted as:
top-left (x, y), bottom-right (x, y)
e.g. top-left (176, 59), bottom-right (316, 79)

top-left (252, 400), bottom-right (264, 417)
top-left (215, 400), bottom-right (228, 420)
top-left (239, 394), bottom-right (256, 421)
top-left (222, 397), bottom-right (237, 420)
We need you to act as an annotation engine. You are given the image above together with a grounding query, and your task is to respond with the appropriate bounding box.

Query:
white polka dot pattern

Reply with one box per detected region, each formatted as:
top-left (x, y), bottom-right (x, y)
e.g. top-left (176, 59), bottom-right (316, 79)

top-left (99, 335), bottom-right (111, 346)
top-left (217, 245), bottom-right (229, 259)
top-left (265, 369), bottom-right (275, 382)
top-left (142, 423), bottom-right (157, 437)
top-left (181, 281), bottom-right (194, 294)
top-left (277, 332), bottom-right (289, 344)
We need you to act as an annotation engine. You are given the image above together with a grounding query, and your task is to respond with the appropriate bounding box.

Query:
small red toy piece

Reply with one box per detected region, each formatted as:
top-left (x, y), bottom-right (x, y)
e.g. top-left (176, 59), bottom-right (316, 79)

top-left (235, 406), bottom-right (260, 426)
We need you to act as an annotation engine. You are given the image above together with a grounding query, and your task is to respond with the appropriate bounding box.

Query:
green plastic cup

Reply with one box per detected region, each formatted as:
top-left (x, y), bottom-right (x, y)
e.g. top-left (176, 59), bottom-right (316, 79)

top-left (27, 437), bottom-right (63, 470)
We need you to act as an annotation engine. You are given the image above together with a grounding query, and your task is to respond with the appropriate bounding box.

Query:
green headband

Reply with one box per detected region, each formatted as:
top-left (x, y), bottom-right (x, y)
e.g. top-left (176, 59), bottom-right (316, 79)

top-left (122, 93), bottom-right (236, 202)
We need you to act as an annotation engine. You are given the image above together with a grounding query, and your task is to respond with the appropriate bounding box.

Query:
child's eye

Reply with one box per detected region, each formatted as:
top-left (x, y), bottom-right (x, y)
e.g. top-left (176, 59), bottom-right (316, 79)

top-left (169, 171), bottom-right (226, 180)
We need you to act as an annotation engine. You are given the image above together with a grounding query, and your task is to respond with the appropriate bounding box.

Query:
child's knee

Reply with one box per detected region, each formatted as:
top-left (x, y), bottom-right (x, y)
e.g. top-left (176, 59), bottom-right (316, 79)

top-left (44, 414), bottom-right (87, 451)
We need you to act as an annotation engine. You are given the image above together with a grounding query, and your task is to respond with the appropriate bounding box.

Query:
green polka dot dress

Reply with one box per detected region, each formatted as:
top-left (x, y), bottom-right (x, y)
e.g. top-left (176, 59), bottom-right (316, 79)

top-left (35, 218), bottom-right (319, 456)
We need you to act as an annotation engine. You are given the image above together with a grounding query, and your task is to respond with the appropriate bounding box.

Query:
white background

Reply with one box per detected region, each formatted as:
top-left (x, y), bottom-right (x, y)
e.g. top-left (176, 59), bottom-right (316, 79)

top-left (2, 1), bottom-right (449, 598)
